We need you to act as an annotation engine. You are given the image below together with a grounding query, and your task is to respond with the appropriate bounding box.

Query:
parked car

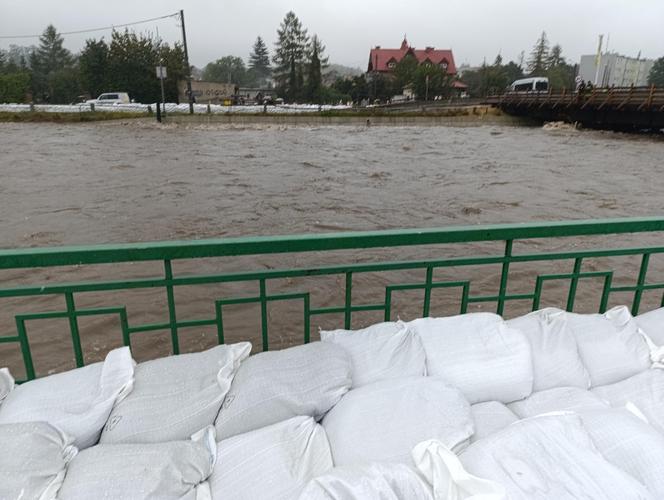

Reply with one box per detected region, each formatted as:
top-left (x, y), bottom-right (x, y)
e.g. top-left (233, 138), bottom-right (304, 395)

top-left (86, 92), bottom-right (131, 105)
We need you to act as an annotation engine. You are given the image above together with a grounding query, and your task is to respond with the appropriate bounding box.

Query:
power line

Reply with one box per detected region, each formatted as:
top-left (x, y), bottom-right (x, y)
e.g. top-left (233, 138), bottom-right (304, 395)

top-left (0, 12), bottom-right (179, 39)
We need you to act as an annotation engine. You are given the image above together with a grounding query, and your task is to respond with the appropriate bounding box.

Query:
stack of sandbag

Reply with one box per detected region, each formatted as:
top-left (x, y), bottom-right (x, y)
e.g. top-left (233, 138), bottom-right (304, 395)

top-left (0, 346), bottom-right (135, 449)
top-left (211, 341), bottom-right (352, 499)
top-left (0, 342), bottom-right (252, 499)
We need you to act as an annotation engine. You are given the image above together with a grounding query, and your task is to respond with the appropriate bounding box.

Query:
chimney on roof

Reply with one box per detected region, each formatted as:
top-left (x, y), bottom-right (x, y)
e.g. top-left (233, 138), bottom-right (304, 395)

top-left (425, 46), bottom-right (434, 52)
top-left (375, 45), bottom-right (380, 49)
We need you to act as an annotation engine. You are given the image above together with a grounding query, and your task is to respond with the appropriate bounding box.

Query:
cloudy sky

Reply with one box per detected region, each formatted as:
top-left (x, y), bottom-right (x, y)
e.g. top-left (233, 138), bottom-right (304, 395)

top-left (1, 0), bottom-right (662, 69)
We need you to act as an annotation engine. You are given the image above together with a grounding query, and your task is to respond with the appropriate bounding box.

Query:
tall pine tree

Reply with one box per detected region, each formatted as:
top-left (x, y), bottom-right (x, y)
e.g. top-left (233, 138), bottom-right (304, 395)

top-left (248, 36), bottom-right (271, 86)
top-left (527, 31), bottom-right (549, 75)
top-left (304, 35), bottom-right (323, 102)
top-left (30, 25), bottom-right (76, 102)
top-left (273, 11), bottom-right (309, 101)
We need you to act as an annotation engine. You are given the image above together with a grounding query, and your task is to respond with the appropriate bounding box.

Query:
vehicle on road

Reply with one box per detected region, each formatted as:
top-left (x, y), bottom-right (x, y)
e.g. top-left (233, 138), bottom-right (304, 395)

top-left (508, 77), bottom-right (549, 92)
top-left (86, 92), bottom-right (131, 105)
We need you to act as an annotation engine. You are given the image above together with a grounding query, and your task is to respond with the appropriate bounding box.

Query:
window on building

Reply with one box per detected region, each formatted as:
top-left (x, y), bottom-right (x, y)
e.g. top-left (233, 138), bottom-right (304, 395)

top-left (440, 60), bottom-right (449, 70)
top-left (387, 62), bottom-right (396, 69)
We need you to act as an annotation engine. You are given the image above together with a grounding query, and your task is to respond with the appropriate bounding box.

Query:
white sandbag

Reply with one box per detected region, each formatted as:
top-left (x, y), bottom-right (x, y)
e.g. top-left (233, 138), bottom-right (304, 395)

top-left (323, 377), bottom-right (473, 467)
top-left (635, 307), bottom-right (664, 345)
top-left (0, 367), bottom-right (14, 404)
top-left (507, 308), bottom-right (591, 391)
top-left (580, 408), bottom-right (664, 497)
top-left (409, 313), bottom-right (533, 404)
top-left (320, 321), bottom-right (426, 387)
top-left (210, 416), bottom-right (332, 500)
top-left (101, 342), bottom-right (250, 444)
top-left (58, 426), bottom-right (215, 500)
top-left (508, 386), bottom-right (608, 418)
top-left (470, 401), bottom-right (519, 443)
top-left (299, 462), bottom-right (435, 500)
top-left (0, 421), bottom-right (77, 500)
top-left (565, 306), bottom-right (650, 387)
top-left (459, 414), bottom-right (654, 500)
top-left (0, 346), bottom-right (134, 449)
top-left (592, 369), bottom-right (664, 434)
top-left (215, 341), bottom-right (351, 440)
top-left (413, 440), bottom-right (506, 500)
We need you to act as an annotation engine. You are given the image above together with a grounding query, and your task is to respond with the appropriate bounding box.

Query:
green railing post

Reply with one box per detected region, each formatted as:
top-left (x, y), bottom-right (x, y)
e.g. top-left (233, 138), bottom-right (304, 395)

top-left (164, 260), bottom-right (180, 355)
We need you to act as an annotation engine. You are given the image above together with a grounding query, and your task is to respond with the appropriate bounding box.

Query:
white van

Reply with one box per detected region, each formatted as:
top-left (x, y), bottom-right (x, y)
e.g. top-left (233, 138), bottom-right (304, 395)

top-left (86, 92), bottom-right (131, 105)
top-left (508, 77), bottom-right (549, 92)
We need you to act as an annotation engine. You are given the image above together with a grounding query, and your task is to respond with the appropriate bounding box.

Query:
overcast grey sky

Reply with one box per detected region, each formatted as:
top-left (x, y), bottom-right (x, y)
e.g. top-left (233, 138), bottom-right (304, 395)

top-left (1, 0), bottom-right (662, 69)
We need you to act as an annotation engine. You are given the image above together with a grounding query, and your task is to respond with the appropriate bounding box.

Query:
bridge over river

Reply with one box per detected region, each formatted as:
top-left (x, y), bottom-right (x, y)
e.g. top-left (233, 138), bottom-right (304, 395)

top-left (484, 86), bottom-right (664, 131)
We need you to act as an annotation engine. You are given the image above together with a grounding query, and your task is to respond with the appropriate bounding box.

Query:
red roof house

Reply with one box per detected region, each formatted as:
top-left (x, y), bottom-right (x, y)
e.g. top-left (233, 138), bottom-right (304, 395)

top-left (367, 37), bottom-right (457, 75)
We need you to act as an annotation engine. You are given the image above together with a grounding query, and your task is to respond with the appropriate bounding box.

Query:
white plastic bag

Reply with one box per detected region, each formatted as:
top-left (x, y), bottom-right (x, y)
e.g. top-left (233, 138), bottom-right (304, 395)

top-left (299, 462), bottom-right (435, 500)
top-left (470, 401), bottom-right (518, 443)
top-left (459, 414), bottom-right (654, 500)
top-left (321, 321), bottom-right (426, 387)
top-left (0, 421), bottom-right (77, 500)
top-left (507, 308), bottom-right (591, 391)
top-left (592, 369), bottom-right (664, 434)
top-left (508, 386), bottom-right (608, 418)
top-left (101, 342), bottom-right (250, 444)
top-left (215, 341), bottom-right (351, 440)
top-left (635, 307), bottom-right (664, 345)
top-left (323, 377), bottom-right (473, 467)
top-left (566, 306), bottom-right (650, 387)
top-left (409, 313), bottom-right (533, 404)
top-left (580, 408), bottom-right (664, 497)
top-left (210, 416), bottom-right (332, 500)
top-left (0, 367), bottom-right (14, 404)
top-left (0, 346), bottom-right (134, 449)
top-left (413, 440), bottom-right (506, 500)
top-left (58, 426), bottom-right (216, 500)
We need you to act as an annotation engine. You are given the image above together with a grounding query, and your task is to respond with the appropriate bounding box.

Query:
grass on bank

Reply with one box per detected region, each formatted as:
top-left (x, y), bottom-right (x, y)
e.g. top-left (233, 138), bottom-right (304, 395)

top-left (0, 111), bottom-right (149, 122)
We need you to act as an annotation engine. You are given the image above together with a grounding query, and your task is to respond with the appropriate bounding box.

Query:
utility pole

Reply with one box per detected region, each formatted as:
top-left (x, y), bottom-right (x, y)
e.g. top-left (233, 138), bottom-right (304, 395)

top-left (180, 9), bottom-right (194, 114)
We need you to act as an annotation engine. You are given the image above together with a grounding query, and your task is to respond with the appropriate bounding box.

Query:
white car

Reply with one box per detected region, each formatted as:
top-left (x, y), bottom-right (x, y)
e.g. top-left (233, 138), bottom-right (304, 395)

top-left (86, 92), bottom-right (131, 105)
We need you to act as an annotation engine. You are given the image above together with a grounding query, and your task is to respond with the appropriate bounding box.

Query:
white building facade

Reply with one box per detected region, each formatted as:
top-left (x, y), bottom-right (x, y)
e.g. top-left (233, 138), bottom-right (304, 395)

top-left (578, 53), bottom-right (654, 87)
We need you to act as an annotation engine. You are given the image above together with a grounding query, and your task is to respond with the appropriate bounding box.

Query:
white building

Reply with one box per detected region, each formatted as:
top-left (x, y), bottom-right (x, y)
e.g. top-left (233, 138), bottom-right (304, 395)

top-left (578, 53), bottom-right (654, 87)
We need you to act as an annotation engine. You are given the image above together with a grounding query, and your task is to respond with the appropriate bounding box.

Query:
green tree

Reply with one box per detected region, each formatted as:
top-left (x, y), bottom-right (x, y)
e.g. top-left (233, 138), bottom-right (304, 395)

top-left (527, 31), bottom-right (549, 75)
top-left (30, 25), bottom-right (78, 102)
top-left (393, 54), bottom-right (419, 90)
top-left (106, 30), bottom-right (157, 103)
top-left (304, 35), bottom-right (323, 102)
top-left (273, 11), bottom-right (309, 101)
top-left (413, 64), bottom-right (450, 100)
top-left (202, 56), bottom-right (247, 85)
top-left (248, 36), bottom-right (271, 86)
top-left (0, 72), bottom-right (31, 102)
top-left (546, 44), bottom-right (564, 69)
top-left (79, 38), bottom-right (109, 98)
top-left (648, 57), bottom-right (664, 87)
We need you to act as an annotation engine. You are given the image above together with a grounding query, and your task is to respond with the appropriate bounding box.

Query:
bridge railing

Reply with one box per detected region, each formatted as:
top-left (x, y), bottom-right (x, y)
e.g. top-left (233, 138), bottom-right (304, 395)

top-left (2, 217), bottom-right (664, 381)
top-left (489, 85), bottom-right (664, 111)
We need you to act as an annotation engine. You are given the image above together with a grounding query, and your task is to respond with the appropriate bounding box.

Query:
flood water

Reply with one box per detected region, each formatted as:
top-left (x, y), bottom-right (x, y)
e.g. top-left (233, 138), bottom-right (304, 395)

top-left (1, 121), bottom-right (664, 377)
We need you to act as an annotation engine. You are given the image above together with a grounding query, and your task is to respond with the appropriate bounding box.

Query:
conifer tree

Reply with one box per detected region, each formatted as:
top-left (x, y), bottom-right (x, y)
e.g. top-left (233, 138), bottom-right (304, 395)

top-left (305, 35), bottom-right (323, 102)
top-left (273, 11), bottom-right (309, 100)
top-left (248, 36), bottom-right (271, 85)
top-left (527, 31), bottom-right (549, 75)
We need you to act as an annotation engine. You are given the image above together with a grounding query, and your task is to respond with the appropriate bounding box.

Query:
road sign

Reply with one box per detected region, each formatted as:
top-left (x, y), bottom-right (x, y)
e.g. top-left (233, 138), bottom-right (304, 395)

top-left (156, 66), bottom-right (167, 79)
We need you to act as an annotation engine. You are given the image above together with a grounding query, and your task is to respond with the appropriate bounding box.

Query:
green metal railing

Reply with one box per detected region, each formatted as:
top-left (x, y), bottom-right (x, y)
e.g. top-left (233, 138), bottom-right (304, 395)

top-left (2, 216), bottom-right (664, 381)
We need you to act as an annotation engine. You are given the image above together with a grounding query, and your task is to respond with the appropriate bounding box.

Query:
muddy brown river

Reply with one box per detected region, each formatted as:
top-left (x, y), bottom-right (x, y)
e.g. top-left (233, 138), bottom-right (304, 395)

top-left (1, 121), bottom-right (663, 377)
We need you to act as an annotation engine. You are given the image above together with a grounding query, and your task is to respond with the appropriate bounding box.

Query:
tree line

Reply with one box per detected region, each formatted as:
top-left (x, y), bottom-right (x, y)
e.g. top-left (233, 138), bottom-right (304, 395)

top-left (0, 25), bottom-right (186, 104)
top-left (3, 21), bottom-right (664, 105)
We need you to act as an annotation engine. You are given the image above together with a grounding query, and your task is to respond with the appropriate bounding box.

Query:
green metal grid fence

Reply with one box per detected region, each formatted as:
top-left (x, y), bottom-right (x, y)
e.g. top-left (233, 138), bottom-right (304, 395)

top-left (2, 216), bottom-right (664, 382)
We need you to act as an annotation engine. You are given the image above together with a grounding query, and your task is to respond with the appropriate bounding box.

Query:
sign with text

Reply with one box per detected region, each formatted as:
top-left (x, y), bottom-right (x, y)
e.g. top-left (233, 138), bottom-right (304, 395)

top-left (156, 66), bottom-right (167, 79)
